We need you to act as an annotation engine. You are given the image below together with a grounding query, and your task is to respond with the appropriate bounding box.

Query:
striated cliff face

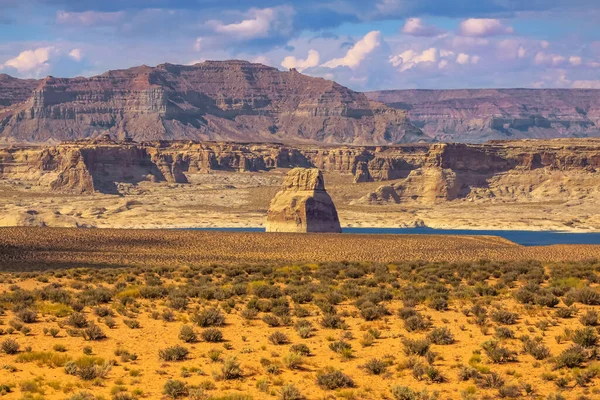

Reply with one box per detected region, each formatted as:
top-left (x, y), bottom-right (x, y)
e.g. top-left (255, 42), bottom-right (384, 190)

top-left (366, 89), bottom-right (600, 143)
top-left (0, 61), bottom-right (423, 145)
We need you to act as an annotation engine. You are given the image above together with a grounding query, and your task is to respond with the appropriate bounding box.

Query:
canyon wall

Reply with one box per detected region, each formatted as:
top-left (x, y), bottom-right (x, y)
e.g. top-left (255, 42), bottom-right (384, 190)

top-left (1, 138), bottom-right (598, 200)
top-left (366, 89), bottom-right (600, 142)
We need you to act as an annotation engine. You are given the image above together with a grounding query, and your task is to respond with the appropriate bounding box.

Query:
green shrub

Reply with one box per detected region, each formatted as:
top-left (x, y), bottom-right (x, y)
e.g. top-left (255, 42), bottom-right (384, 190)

top-left (427, 327), bottom-right (454, 345)
top-left (15, 308), bottom-right (37, 323)
top-left (364, 358), bottom-right (388, 375)
top-left (522, 337), bottom-right (551, 360)
top-left (404, 314), bottom-right (433, 332)
top-left (1, 338), bottom-right (19, 354)
top-left (554, 345), bottom-right (585, 368)
top-left (269, 331), bottom-right (289, 345)
top-left (163, 380), bottom-right (188, 399)
top-left (289, 344), bottom-right (310, 356)
top-left (221, 357), bottom-right (243, 380)
top-left (482, 341), bottom-right (517, 363)
top-left (192, 307), bottom-right (225, 327)
top-left (491, 310), bottom-right (519, 325)
top-left (316, 368), bottom-right (354, 390)
top-left (402, 338), bottom-right (430, 356)
top-left (66, 312), bottom-right (88, 328)
top-left (178, 325), bottom-right (197, 343)
top-left (320, 314), bottom-right (344, 329)
top-left (279, 384), bottom-right (305, 400)
top-left (579, 310), bottom-right (599, 326)
top-left (201, 328), bottom-right (223, 343)
top-left (572, 327), bottom-right (598, 348)
top-left (159, 345), bottom-right (189, 361)
top-left (83, 323), bottom-right (106, 341)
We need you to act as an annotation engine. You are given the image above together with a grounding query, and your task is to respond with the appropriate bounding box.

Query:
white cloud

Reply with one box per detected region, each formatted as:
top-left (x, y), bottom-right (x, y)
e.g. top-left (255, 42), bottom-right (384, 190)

top-left (541, 40), bottom-right (550, 49)
top-left (571, 80), bottom-right (600, 89)
top-left (282, 49), bottom-right (320, 71)
top-left (209, 7), bottom-right (293, 40)
top-left (390, 47), bottom-right (438, 72)
top-left (440, 49), bottom-right (455, 58)
top-left (1, 47), bottom-right (57, 77)
top-left (68, 48), bottom-right (83, 62)
top-left (438, 59), bottom-right (448, 69)
top-left (569, 56), bottom-right (582, 66)
top-left (458, 18), bottom-right (514, 37)
top-left (57, 10), bottom-right (124, 26)
top-left (518, 46), bottom-right (527, 58)
top-left (471, 55), bottom-right (481, 64)
top-left (534, 52), bottom-right (566, 66)
top-left (322, 31), bottom-right (381, 69)
top-left (194, 38), bottom-right (203, 52)
top-left (456, 53), bottom-right (470, 65)
top-left (402, 18), bottom-right (443, 37)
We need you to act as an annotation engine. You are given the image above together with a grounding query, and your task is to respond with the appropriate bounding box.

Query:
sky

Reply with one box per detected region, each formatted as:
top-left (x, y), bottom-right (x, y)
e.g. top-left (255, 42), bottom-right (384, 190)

top-left (1, 0), bottom-right (600, 91)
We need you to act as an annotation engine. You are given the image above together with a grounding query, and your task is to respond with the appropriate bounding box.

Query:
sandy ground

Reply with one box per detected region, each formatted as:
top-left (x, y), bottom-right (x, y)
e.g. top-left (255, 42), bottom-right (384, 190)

top-left (1, 227), bottom-right (600, 272)
top-left (1, 170), bottom-right (600, 232)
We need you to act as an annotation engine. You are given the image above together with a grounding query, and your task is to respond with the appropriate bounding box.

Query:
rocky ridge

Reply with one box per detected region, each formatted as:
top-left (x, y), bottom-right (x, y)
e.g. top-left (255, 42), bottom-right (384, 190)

top-left (0, 61), bottom-right (423, 145)
top-left (366, 89), bottom-right (600, 142)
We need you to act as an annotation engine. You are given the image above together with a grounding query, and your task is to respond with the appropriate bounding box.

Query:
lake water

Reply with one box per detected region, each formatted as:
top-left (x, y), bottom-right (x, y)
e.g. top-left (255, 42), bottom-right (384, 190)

top-left (189, 227), bottom-right (600, 246)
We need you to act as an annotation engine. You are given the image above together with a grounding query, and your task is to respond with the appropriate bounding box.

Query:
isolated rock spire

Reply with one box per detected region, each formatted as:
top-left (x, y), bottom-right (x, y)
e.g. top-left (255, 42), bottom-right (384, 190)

top-left (266, 168), bottom-right (342, 233)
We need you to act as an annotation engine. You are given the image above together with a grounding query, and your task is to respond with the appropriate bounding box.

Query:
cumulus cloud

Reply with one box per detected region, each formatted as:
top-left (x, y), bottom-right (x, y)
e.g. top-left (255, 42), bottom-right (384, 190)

top-left (569, 56), bottom-right (582, 66)
top-left (534, 52), bottom-right (566, 67)
top-left (209, 7), bottom-right (293, 40)
top-left (571, 80), bottom-right (600, 89)
top-left (401, 18), bottom-right (443, 37)
top-left (456, 53), bottom-right (480, 65)
top-left (282, 49), bottom-right (320, 71)
top-left (69, 48), bottom-right (83, 62)
top-left (322, 31), bottom-right (381, 69)
top-left (1, 47), bottom-right (57, 76)
top-left (390, 47), bottom-right (438, 71)
top-left (57, 10), bottom-right (124, 25)
top-left (458, 18), bottom-right (514, 37)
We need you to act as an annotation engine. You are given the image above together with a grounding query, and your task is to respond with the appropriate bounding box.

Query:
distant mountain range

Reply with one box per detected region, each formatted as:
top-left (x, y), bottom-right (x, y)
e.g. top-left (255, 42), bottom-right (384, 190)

top-left (366, 89), bottom-right (600, 143)
top-left (0, 61), bottom-right (599, 145)
top-left (0, 61), bottom-right (422, 145)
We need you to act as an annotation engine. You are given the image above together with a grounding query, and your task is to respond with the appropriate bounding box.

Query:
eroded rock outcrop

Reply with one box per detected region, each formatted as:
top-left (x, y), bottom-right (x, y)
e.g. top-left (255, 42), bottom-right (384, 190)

top-left (265, 168), bottom-right (341, 233)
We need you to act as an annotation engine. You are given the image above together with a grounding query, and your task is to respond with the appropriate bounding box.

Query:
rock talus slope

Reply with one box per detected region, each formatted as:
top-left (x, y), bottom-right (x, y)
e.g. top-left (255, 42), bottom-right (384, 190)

top-left (265, 168), bottom-right (342, 233)
top-left (0, 61), bottom-right (423, 145)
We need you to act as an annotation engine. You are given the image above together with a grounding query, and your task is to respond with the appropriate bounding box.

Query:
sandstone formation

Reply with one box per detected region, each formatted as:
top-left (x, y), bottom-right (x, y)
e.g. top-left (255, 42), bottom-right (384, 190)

top-left (366, 89), bottom-right (600, 142)
top-left (0, 61), bottom-right (423, 145)
top-left (265, 168), bottom-right (341, 233)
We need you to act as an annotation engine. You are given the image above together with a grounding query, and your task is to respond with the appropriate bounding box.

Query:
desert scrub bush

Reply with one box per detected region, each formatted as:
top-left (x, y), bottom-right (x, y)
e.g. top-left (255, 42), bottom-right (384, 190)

top-left (494, 327), bottom-right (515, 340)
top-left (428, 295), bottom-right (449, 311)
top-left (179, 325), bottom-right (197, 343)
top-left (295, 320), bottom-right (314, 338)
top-left (402, 338), bottom-right (430, 356)
top-left (404, 314), bottom-right (433, 332)
top-left (570, 287), bottom-right (600, 305)
top-left (458, 366), bottom-right (480, 381)
top-left (221, 356), bottom-right (243, 380)
top-left (475, 372), bottom-right (505, 389)
top-left (1, 338), bottom-right (19, 354)
top-left (482, 341), bottom-right (518, 363)
top-left (16, 351), bottom-right (70, 367)
top-left (163, 380), bottom-right (188, 398)
top-left (555, 307), bottom-right (577, 318)
top-left (66, 312), bottom-right (88, 328)
top-left (358, 302), bottom-right (390, 321)
top-left (94, 306), bottom-right (114, 318)
top-left (491, 310), bottom-right (519, 325)
top-left (290, 343), bottom-right (310, 356)
top-left (269, 331), bottom-right (290, 345)
top-left (44, 327), bottom-right (60, 338)
top-left (498, 385), bottom-right (522, 398)
top-left (159, 345), bottom-right (189, 362)
top-left (67, 392), bottom-right (96, 400)
top-left (554, 345), bottom-right (585, 368)
top-left (283, 352), bottom-right (304, 369)
top-left (123, 319), bottom-right (141, 329)
top-left (316, 367), bottom-right (355, 390)
top-left (201, 328), bottom-right (223, 343)
top-left (329, 340), bottom-right (352, 354)
top-left (64, 356), bottom-right (112, 380)
top-left (427, 327), bottom-right (455, 345)
top-left (363, 358), bottom-right (388, 375)
top-left (279, 384), bottom-right (305, 400)
top-left (15, 308), bottom-right (37, 323)
top-left (192, 307), bottom-right (225, 327)
top-left (391, 386), bottom-right (438, 400)
top-left (522, 336), bottom-right (551, 360)
top-left (580, 310), bottom-right (599, 326)
top-left (320, 314), bottom-right (345, 329)
top-left (262, 314), bottom-right (281, 327)
top-left (83, 323), bottom-right (106, 341)
top-left (572, 327), bottom-right (598, 348)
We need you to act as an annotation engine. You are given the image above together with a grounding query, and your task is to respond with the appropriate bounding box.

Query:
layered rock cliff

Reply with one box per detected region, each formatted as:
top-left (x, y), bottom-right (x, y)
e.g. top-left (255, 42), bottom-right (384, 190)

top-left (366, 89), bottom-right (600, 143)
top-left (265, 168), bottom-right (341, 233)
top-left (0, 61), bottom-right (423, 145)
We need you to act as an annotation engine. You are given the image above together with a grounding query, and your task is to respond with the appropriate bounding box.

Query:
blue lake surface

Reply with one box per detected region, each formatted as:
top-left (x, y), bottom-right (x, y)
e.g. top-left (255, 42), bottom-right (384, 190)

top-left (189, 227), bottom-right (600, 247)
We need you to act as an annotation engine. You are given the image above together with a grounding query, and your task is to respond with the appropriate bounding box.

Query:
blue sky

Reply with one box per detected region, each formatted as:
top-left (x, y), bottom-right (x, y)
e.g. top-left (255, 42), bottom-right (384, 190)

top-left (1, 0), bottom-right (599, 90)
